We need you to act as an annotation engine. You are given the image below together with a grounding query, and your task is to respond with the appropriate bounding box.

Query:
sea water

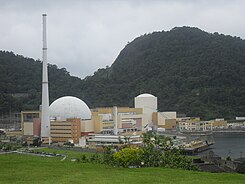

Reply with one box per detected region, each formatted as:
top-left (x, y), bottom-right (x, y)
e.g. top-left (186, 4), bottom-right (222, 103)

top-left (201, 133), bottom-right (245, 159)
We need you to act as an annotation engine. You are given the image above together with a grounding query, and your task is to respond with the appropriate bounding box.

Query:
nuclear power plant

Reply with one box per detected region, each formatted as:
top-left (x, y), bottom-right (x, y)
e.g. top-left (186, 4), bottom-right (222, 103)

top-left (22, 92), bottom-right (177, 147)
top-left (20, 14), bottom-right (178, 147)
top-left (18, 14), bottom-right (229, 149)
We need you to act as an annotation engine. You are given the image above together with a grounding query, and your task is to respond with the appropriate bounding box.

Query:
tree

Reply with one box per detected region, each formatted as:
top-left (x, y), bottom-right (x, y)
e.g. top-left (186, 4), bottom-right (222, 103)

top-left (32, 137), bottom-right (42, 147)
top-left (101, 133), bottom-right (197, 170)
top-left (141, 132), bottom-right (197, 170)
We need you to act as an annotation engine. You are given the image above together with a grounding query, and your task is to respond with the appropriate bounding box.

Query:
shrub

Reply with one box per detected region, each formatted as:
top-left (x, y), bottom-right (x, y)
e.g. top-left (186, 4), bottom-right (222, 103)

top-left (87, 133), bottom-right (197, 171)
top-left (102, 146), bottom-right (115, 165)
top-left (80, 154), bottom-right (88, 163)
top-left (140, 132), bottom-right (197, 170)
top-left (113, 147), bottom-right (143, 168)
top-left (90, 153), bottom-right (101, 163)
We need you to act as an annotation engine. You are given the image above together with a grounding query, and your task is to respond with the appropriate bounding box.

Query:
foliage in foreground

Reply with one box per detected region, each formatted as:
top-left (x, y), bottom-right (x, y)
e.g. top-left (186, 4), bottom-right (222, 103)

top-left (81, 133), bottom-right (197, 170)
top-left (0, 142), bottom-right (22, 151)
top-left (113, 147), bottom-right (143, 168)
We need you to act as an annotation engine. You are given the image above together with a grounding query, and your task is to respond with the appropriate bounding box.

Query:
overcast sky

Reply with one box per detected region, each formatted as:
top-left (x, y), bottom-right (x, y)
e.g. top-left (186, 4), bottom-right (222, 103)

top-left (1, 0), bottom-right (245, 79)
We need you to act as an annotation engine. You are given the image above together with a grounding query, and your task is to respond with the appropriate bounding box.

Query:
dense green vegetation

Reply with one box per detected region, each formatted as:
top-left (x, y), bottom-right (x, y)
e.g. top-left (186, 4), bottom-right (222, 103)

top-left (81, 27), bottom-right (245, 120)
top-left (1, 27), bottom-right (245, 119)
top-left (1, 153), bottom-right (245, 184)
top-left (107, 133), bottom-right (196, 170)
top-left (0, 142), bottom-right (21, 151)
top-left (43, 133), bottom-right (193, 170)
top-left (38, 134), bottom-right (196, 170)
top-left (0, 51), bottom-right (84, 113)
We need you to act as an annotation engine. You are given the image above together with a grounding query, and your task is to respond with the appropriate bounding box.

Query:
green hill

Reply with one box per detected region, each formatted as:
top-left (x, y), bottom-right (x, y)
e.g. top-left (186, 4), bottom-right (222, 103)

top-left (0, 51), bottom-right (84, 113)
top-left (1, 27), bottom-right (245, 120)
top-left (80, 27), bottom-right (245, 120)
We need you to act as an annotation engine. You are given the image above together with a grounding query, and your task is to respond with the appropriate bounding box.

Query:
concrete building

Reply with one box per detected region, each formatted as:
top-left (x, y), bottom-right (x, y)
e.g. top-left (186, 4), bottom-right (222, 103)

top-left (50, 118), bottom-right (81, 144)
top-left (177, 117), bottom-right (228, 132)
top-left (86, 134), bottom-right (142, 149)
top-left (91, 107), bottom-right (147, 134)
top-left (135, 93), bottom-right (157, 127)
top-left (21, 111), bottom-right (41, 137)
top-left (152, 112), bottom-right (177, 130)
top-left (5, 130), bottom-right (22, 138)
top-left (178, 121), bottom-right (212, 132)
top-left (210, 119), bottom-right (227, 129)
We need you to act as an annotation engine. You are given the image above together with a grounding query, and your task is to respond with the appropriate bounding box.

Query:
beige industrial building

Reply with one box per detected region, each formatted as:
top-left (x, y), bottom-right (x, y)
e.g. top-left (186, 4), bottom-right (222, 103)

top-left (21, 94), bottom-right (178, 146)
top-left (177, 117), bottom-right (227, 132)
top-left (21, 111), bottom-right (41, 137)
top-left (152, 112), bottom-right (177, 130)
top-left (209, 119), bottom-right (227, 128)
top-left (50, 118), bottom-right (81, 144)
top-left (21, 113), bottom-right (90, 144)
top-left (91, 107), bottom-right (147, 134)
top-left (86, 134), bottom-right (142, 149)
top-left (178, 121), bottom-right (211, 132)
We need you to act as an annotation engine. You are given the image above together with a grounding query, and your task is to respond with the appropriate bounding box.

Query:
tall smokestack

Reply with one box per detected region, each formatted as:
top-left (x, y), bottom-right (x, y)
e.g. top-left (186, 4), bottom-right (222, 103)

top-left (113, 106), bottom-right (118, 135)
top-left (41, 14), bottom-right (50, 138)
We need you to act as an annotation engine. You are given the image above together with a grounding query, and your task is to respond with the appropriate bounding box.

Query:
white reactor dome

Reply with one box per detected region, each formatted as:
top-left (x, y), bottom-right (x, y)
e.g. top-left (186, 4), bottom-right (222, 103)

top-left (135, 93), bottom-right (158, 112)
top-left (49, 96), bottom-right (91, 121)
top-left (136, 93), bottom-right (156, 98)
top-left (135, 93), bottom-right (158, 128)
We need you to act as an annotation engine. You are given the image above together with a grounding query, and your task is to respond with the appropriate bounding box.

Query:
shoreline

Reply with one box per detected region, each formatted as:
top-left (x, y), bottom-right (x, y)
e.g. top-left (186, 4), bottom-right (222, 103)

top-left (179, 130), bottom-right (245, 135)
top-left (212, 130), bottom-right (245, 133)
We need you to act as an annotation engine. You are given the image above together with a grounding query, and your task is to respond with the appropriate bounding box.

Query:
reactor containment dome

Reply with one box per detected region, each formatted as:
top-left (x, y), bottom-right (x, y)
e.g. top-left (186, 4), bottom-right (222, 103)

top-left (135, 93), bottom-right (158, 127)
top-left (49, 96), bottom-right (91, 121)
top-left (136, 93), bottom-right (156, 98)
top-left (135, 93), bottom-right (158, 111)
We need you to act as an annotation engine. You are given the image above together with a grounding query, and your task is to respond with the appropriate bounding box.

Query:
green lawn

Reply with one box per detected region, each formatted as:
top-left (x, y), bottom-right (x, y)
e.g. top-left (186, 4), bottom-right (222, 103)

top-left (0, 153), bottom-right (244, 184)
top-left (33, 147), bottom-right (93, 158)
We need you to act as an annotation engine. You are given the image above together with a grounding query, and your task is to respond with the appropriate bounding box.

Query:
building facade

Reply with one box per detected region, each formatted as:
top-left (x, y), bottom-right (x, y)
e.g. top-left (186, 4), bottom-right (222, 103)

top-left (50, 118), bottom-right (81, 144)
top-left (21, 111), bottom-right (41, 137)
top-left (152, 112), bottom-right (177, 130)
top-left (91, 107), bottom-right (147, 134)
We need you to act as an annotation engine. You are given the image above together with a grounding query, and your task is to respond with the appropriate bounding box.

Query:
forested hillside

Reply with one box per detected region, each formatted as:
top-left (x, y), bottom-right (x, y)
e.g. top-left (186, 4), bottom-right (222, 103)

top-left (0, 51), bottom-right (83, 113)
top-left (1, 27), bottom-right (245, 120)
top-left (80, 27), bottom-right (245, 120)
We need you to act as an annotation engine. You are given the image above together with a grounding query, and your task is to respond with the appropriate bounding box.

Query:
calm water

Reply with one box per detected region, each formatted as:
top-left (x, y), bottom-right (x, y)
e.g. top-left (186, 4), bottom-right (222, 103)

top-left (201, 133), bottom-right (245, 159)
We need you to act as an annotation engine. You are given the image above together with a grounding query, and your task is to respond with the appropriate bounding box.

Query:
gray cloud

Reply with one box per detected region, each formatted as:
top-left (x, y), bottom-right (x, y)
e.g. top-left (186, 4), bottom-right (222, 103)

top-left (0, 0), bottom-right (245, 78)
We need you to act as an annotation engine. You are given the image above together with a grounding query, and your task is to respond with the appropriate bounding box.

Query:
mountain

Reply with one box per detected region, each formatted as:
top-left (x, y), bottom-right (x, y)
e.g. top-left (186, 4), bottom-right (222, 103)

top-left (1, 27), bottom-right (245, 120)
top-left (0, 51), bottom-right (84, 113)
top-left (80, 27), bottom-right (245, 120)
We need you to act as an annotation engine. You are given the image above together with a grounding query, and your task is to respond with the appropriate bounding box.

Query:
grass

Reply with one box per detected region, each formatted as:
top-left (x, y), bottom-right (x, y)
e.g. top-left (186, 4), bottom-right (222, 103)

top-left (33, 147), bottom-right (93, 158)
top-left (0, 151), bottom-right (245, 184)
